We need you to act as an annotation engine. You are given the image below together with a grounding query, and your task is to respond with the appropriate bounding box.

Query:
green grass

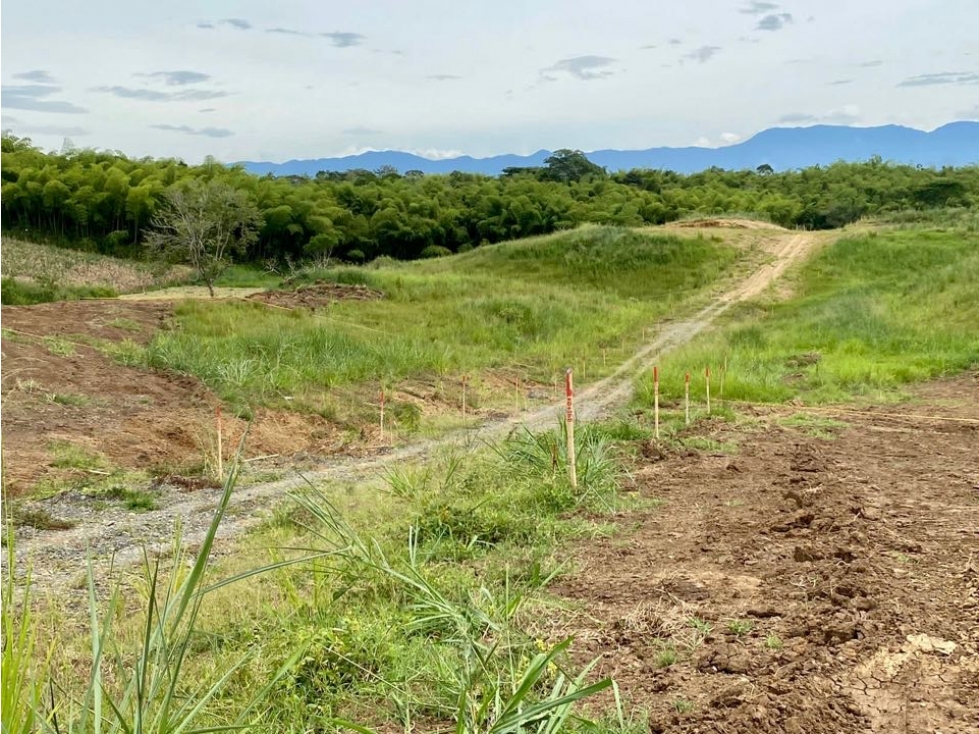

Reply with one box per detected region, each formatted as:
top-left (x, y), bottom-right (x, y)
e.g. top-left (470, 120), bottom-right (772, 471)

top-left (47, 441), bottom-right (105, 471)
top-left (1, 277), bottom-right (118, 306)
top-left (637, 227), bottom-right (979, 406)
top-left (148, 226), bottom-right (742, 415)
top-left (94, 485), bottom-right (159, 512)
top-left (48, 392), bottom-right (90, 407)
top-left (213, 263), bottom-right (283, 289)
top-left (33, 422), bottom-right (629, 732)
top-left (765, 634), bottom-right (784, 650)
top-left (727, 619), bottom-right (754, 637)
top-left (779, 413), bottom-right (848, 439)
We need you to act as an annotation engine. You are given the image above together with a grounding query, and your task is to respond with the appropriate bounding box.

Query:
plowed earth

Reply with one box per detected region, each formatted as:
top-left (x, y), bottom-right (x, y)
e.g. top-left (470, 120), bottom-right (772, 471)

top-left (551, 378), bottom-right (979, 733)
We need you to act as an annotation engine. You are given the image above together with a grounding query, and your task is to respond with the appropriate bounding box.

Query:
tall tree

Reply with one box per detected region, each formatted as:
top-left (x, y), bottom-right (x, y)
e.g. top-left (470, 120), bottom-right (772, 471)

top-left (146, 180), bottom-right (261, 296)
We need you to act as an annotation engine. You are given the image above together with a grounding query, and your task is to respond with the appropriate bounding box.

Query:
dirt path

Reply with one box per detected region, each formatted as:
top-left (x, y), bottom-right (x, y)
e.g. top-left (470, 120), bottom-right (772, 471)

top-left (11, 231), bottom-right (821, 589)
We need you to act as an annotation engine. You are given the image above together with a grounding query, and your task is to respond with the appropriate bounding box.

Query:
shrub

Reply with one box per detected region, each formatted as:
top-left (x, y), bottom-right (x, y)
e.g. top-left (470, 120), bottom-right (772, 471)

top-left (418, 245), bottom-right (452, 259)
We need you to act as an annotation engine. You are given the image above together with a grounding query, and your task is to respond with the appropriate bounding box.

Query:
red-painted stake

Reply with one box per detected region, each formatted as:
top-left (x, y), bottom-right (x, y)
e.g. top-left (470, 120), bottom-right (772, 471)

top-left (653, 366), bottom-right (660, 440)
top-left (216, 405), bottom-right (224, 482)
top-left (565, 368), bottom-right (577, 489)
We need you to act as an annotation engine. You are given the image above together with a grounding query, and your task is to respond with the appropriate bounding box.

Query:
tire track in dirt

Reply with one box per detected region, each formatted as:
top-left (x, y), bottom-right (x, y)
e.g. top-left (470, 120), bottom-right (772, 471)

top-left (13, 231), bottom-right (820, 590)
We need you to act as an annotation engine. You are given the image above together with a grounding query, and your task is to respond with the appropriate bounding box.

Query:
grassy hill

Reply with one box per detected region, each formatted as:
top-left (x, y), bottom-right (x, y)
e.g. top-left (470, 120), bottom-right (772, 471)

top-left (638, 224), bottom-right (979, 406)
top-left (147, 226), bottom-right (744, 416)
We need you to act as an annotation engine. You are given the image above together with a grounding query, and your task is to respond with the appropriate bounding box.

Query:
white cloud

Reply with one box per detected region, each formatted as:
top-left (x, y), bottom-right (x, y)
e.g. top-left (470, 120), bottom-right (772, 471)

top-left (0, 0), bottom-right (972, 161)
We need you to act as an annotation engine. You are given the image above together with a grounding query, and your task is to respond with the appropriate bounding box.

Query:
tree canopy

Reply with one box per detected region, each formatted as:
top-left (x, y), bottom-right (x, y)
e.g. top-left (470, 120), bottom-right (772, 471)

top-left (2, 133), bottom-right (977, 265)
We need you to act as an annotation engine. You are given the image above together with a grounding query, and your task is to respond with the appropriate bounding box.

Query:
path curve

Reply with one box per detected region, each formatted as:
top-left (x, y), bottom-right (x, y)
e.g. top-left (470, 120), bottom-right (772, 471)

top-left (13, 232), bottom-right (820, 590)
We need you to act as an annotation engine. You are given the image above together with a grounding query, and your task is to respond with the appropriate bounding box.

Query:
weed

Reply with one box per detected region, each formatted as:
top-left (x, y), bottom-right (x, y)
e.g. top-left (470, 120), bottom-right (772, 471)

top-left (284, 489), bottom-right (612, 732)
top-left (149, 227), bottom-right (742, 412)
top-left (654, 642), bottom-right (678, 669)
top-left (96, 338), bottom-right (149, 368)
top-left (38, 451), bottom-right (295, 732)
top-left (97, 485), bottom-right (159, 512)
top-left (727, 619), bottom-right (754, 637)
top-left (640, 228), bottom-right (979, 406)
top-left (686, 617), bottom-right (713, 642)
top-left (780, 413), bottom-right (848, 439)
top-left (673, 698), bottom-right (694, 714)
top-left (765, 634), bottom-right (784, 650)
top-left (107, 317), bottom-right (143, 332)
top-left (679, 436), bottom-right (738, 454)
top-left (7, 505), bottom-right (77, 530)
top-left (43, 336), bottom-right (75, 357)
top-left (2, 529), bottom-right (46, 734)
top-left (47, 440), bottom-right (105, 471)
top-left (48, 393), bottom-right (90, 407)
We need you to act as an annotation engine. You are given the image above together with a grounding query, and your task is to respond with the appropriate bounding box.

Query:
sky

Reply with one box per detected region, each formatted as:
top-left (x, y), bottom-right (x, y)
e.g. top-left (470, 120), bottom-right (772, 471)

top-left (1, 0), bottom-right (977, 163)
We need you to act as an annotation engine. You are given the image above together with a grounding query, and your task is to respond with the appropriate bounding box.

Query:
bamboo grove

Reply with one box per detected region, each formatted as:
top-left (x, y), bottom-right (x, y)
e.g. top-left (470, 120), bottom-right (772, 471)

top-left (2, 134), bottom-right (976, 263)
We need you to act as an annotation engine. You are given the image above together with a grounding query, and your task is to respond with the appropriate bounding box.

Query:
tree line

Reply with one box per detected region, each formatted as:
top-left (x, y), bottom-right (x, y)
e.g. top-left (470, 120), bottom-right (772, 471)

top-left (2, 134), bottom-right (976, 264)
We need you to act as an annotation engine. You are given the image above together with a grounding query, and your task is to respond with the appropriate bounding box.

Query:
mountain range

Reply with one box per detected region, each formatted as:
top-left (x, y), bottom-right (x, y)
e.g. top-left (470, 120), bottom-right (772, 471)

top-left (241, 121), bottom-right (979, 177)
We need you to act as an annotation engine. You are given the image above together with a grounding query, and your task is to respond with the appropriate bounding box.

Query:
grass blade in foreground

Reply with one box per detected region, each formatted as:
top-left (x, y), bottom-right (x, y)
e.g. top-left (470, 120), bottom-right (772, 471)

top-left (41, 433), bottom-right (295, 733)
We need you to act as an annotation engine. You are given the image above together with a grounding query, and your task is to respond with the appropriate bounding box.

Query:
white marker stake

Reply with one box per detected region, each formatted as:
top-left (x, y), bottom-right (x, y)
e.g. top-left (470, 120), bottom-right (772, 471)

top-left (685, 372), bottom-right (691, 426)
top-left (653, 366), bottom-right (662, 439)
top-left (565, 368), bottom-right (577, 489)
top-left (216, 405), bottom-right (224, 483)
top-left (379, 388), bottom-right (385, 439)
top-left (705, 366), bottom-right (712, 415)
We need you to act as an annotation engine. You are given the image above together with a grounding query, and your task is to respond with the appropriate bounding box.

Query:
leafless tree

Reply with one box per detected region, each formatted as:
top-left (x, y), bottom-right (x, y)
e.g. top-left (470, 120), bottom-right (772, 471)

top-left (146, 180), bottom-right (261, 297)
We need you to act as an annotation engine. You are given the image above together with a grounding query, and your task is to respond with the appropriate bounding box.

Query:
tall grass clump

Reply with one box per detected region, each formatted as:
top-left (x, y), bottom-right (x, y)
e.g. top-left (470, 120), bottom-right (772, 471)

top-left (226, 425), bottom-right (624, 731)
top-left (637, 227), bottom-right (979, 406)
top-left (151, 226), bottom-right (742, 412)
top-left (286, 488), bottom-right (611, 733)
top-left (20, 448), bottom-right (293, 733)
top-left (2, 530), bottom-right (47, 734)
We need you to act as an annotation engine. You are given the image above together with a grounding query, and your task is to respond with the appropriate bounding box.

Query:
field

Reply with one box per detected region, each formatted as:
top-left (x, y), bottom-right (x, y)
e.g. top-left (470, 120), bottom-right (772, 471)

top-left (1, 237), bottom-right (191, 304)
top-left (1, 225), bottom-right (755, 499)
top-left (2, 219), bottom-right (978, 733)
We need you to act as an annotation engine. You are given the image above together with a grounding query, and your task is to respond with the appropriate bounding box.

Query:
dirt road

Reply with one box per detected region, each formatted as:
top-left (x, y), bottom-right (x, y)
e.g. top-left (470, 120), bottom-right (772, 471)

top-left (10, 230), bottom-right (820, 589)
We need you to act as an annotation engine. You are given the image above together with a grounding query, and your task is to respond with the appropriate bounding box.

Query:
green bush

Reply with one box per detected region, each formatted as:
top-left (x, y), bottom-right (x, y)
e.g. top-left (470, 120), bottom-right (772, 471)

top-left (419, 245), bottom-right (453, 259)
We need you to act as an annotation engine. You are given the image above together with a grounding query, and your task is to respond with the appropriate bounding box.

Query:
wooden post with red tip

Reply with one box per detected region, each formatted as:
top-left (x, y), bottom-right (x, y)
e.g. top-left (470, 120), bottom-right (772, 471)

top-left (565, 368), bottom-right (577, 489)
top-left (216, 404), bottom-right (224, 482)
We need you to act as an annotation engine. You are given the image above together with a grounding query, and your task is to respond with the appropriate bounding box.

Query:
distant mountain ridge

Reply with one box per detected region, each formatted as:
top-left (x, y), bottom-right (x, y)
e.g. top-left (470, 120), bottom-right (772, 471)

top-left (241, 121), bottom-right (979, 177)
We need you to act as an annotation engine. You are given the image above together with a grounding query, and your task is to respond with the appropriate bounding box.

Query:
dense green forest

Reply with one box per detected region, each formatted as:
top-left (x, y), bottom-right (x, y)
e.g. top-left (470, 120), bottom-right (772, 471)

top-left (2, 133), bottom-right (977, 263)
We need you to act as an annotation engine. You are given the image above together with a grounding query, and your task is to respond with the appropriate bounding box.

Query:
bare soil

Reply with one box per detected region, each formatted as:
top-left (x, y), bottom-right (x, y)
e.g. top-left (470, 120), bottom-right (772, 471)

top-left (670, 218), bottom-right (785, 230)
top-left (550, 377), bottom-right (979, 733)
top-left (0, 300), bottom-right (347, 495)
top-left (247, 281), bottom-right (383, 309)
